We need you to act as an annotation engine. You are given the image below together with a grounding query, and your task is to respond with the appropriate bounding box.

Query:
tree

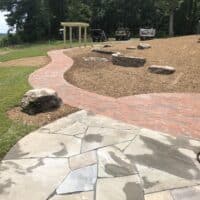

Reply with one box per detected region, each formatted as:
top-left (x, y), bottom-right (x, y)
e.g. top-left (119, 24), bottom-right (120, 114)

top-left (156, 0), bottom-right (184, 36)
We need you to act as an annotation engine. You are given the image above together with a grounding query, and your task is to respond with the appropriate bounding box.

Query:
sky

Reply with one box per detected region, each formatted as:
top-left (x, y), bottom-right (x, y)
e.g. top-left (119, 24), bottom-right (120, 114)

top-left (0, 11), bottom-right (9, 33)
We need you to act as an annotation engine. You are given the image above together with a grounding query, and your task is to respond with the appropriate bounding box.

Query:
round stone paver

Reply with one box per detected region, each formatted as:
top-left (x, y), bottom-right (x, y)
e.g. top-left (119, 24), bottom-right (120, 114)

top-left (29, 49), bottom-right (200, 139)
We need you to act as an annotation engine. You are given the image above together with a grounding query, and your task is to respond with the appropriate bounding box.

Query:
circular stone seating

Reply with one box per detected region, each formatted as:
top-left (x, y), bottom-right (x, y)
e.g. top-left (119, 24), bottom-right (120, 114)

top-left (126, 46), bottom-right (137, 50)
top-left (137, 43), bottom-right (151, 49)
top-left (112, 53), bottom-right (146, 67)
top-left (92, 48), bottom-right (117, 54)
top-left (148, 65), bottom-right (176, 75)
top-left (83, 57), bottom-right (109, 62)
top-left (103, 44), bottom-right (112, 48)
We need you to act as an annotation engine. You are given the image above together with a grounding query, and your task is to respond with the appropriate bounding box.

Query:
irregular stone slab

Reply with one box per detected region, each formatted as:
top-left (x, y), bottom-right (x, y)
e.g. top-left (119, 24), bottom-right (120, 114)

top-left (56, 164), bottom-right (97, 195)
top-left (92, 48), bottom-right (117, 54)
top-left (148, 65), bottom-right (175, 75)
top-left (115, 141), bottom-right (132, 151)
top-left (51, 191), bottom-right (94, 200)
top-left (126, 46), bottom-right (137, 50)
top-left (171, 186), bottom-right (200, 200)
top-left (112, 53), bottom-right (146, 67)
top-left (0, 158), bottom-right (70, 200)
top-left (97, 146), bottom-right (137, 177)
top-left (96, 175), bottom-right (144, 200)
top-left (5, 133), bottom-right (81, 159)
top-left (21, 88), bottom-right (62, 115)
top-left (81, 127), bottom-right (137, 152)
top-left (137, 43), bottom-right (151, 49)
top-left (125, 134), bottom-right (200, 194)
top-left (189, 139), bottom-right (200, 147)
top-left (145, 191), bottom-right (173, 200)
top-left (55, 121), bottom-right (87, 136)
top-left (83, 57), bottom-right (109, 62)
top-left (66, 110), bottom-right (139, 131)
top-left (40, 116), bottom-right (76, 133)
top-left (75, 133), bottom-right (85, 138)
top-left (69, 151), bottom-right (97, 170)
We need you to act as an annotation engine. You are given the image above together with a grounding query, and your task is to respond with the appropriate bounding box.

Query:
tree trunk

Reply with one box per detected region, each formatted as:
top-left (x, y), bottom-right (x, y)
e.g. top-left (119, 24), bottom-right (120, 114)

top-left (169, 11), bottom-right (174, 36)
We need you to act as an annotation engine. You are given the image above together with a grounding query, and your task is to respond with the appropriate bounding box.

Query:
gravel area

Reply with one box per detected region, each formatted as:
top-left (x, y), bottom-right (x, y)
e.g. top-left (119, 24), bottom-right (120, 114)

top-left (65, 35), bottom-right (200, 98)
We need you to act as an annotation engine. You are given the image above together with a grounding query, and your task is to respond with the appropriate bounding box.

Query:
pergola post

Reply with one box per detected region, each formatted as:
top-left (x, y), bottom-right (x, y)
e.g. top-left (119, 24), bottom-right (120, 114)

top-left (61, 22), bottom-right (89, 48)
top-left (69, 26), bottom-right (72, 48)
top-left (63, 26), bottom-right (66, 48)
top-left (84, 27), bottom-right (87, 46)
top-left (79, 26), bottom-right (82, 46)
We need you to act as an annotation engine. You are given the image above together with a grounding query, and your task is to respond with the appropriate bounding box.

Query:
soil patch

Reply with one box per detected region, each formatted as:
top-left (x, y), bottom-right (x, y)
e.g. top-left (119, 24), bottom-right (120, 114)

top-left (0, 56), bottom-right (50, 68)
top-left (64, 35), bottom-right (200, 98)
top-left (7, 104), bottom-right (79, 127)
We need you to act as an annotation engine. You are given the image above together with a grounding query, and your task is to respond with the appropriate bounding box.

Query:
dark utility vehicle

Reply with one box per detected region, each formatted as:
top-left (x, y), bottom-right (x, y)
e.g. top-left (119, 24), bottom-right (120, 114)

top-left (91, 29), bottom-right (107, 42)
top-left (115, 27), bottom-right (131, 40)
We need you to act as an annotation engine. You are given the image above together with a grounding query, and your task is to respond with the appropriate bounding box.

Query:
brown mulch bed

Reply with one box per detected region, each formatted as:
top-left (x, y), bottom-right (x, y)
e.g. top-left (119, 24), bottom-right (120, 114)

top-left (64, 35), bottom-right (200, 98)
top-left (7, 104), bottom-right (79, 127)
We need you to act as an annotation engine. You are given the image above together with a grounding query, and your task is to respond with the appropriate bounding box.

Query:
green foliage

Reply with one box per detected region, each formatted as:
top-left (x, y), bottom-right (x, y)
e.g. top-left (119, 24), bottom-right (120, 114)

top-left (0, 1), bottom-right (200, 42)
top-left (0, 66), bottom-right (37, 159)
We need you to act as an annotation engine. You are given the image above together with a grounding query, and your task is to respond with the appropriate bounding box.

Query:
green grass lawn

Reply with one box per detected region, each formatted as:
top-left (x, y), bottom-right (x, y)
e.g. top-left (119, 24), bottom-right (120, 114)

top-left (0, 39), bottom-right (93, 159)
top-left (0, 40), bottom-right (93, 62)
top-left (0, 66), bottom-right (37, 159)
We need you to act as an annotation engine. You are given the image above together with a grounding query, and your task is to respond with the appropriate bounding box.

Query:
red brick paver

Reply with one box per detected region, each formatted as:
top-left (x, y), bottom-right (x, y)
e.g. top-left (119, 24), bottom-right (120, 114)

top-left (29, 49), bottom-right (200, 139)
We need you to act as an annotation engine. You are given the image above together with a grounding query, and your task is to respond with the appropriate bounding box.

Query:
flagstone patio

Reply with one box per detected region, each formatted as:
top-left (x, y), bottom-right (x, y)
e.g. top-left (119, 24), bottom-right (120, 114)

top-left (0, 110), bottom-right (199, 200)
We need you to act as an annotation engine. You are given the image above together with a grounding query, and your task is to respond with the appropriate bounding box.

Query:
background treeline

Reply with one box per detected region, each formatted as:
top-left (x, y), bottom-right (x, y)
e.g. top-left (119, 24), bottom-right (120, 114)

top-left (0, 0), bottom-right (200, 43)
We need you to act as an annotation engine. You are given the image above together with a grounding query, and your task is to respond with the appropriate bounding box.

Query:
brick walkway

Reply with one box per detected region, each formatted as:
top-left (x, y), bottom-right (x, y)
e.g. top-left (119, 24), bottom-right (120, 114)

top-left (29, 49), bottom-right (200, 139)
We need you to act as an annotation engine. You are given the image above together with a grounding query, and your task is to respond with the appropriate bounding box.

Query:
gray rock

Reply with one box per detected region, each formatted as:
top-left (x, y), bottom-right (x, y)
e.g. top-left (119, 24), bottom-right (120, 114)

top-left (103, 44), bottom-right (112, 48)
top-left (126, 46), bottom-right (137, 50)
top-left (92, 48), bottom-right (117, 54)
top-left (83, 57), bottom-right (109, 62)
top-left (137, 43), bottom-right (151, 49)
top-left (21, 88), bottom-right (62, 115)
top-left (56, 164), bottom-right (97, 194)
top-left (112, 53), bottom-right (146, 67)
top-left (149, 65), bottom-right (175, 75)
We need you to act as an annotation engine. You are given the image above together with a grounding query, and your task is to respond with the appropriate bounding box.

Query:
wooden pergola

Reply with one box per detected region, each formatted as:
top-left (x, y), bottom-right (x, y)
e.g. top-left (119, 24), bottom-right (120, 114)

top-left (61, 22), bottom-right (89, 48)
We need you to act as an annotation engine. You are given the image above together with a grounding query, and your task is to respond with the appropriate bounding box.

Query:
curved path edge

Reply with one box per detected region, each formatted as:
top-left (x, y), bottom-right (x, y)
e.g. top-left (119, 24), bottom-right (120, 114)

top-left (29, 49), bottom-right (200, 139)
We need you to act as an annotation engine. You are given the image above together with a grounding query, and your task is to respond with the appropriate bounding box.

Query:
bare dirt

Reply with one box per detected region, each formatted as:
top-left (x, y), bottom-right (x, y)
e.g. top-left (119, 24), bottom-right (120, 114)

top-left (0, 56), bottom-right (50, 68)
top-left (64, 35), bottom-right (200, 98)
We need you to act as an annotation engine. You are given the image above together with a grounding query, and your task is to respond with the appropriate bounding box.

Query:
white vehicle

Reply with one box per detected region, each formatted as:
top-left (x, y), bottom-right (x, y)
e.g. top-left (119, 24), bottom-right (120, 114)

top-left (139, 28), bottom-right (156, 40)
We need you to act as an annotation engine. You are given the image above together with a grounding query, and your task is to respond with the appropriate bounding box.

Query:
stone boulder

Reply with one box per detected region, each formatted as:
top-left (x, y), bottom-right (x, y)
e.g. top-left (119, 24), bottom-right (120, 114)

top-left (103, 44), bottom-right (112, 48)
top-left (21, 88), bottom-right (62, 115)
top-left (126, 46), bottom-right (137, 50)
top-left (137, 43), bottom-right (151, 50)
top-left (92, 48), bottom-right (116, 55)
top-left (148, 65), bottom-right (175, 75)
top-left (83, 57), bottom-right (109, 62)
top-left (112, 53), bottom-right (146, 67)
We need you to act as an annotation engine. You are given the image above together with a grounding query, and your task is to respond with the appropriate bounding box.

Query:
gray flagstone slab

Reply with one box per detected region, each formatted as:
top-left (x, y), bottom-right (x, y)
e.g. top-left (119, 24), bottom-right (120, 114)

top-left (81, 127), bottom-right (136, 152)
top-left (97, 146), bottom-right (137, 177)
top-left (96, 175), bottom-right (144, 200)
top-left (5, 133), bottom-right (81, 159)
top-left (171, 186), bottom-right (200, 200)
top-left (56, 164), bottom-right (97, 195)
top-left (51, 191), bottom-right (94, 200)
top-left (124, 132), bottom-right (200, 194)
top-left (0, 158), bottom-right (70, 200)
top-left (69, 151), bottom-right (97, 170)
